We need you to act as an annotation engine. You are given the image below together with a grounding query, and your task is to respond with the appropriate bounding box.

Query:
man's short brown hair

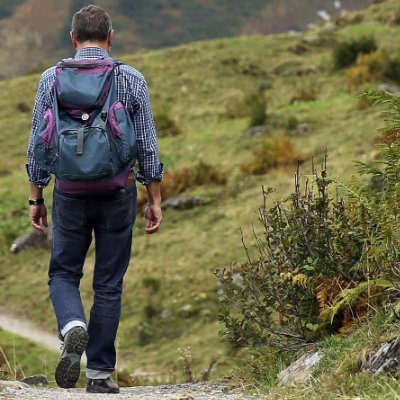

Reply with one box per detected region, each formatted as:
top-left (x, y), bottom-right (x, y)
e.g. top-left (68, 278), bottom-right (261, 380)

top-left (71, 5), bottom-right (112, 43)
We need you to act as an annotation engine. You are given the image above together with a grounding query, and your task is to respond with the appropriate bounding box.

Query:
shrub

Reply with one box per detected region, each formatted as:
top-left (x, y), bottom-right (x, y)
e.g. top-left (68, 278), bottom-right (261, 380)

top-left (154, 111), bottom-right (182, 137)
top-left (16, 102), bottom-right (30, 113)
top-left (383, 58), bottom-right (400, 84)
top-left (142, 276), bottom-right (162, 320)
top-left (240, 137), bottom-right (300, 175)
top-left (373, 130), bottom-right (398, 144)
top-left (226, 90), bottom-right (267, 126)
top-left (286, 116), bottom-right (299, 131)
top-left (217, 158), bottom-right (370, 349)
top-left (345, 51), bottom-right (389, 93)
top-left (289, 79), bottom-right (319, 104)
top-left (249, 95), bottom-right (267, 127)
top-left (137, 161), bottom-right (227, 210)
top-left (333, 36), bottom-right (377, 70)
top-left (216, 91), bottom-right (400, 351)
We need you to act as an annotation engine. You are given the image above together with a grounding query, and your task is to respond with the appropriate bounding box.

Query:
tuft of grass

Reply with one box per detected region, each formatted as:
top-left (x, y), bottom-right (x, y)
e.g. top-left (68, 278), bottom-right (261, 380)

top-left (0, 329), bottom-right (59, 384)
top-left (240, 137), bottom-right (301, 175)
top-left (154, 110), bottom-right (182, 138)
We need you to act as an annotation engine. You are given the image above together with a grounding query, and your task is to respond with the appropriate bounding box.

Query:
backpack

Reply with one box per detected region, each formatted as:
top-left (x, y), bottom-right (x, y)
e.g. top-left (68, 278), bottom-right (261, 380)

top-left (33, 58), bottom-right (137, 194)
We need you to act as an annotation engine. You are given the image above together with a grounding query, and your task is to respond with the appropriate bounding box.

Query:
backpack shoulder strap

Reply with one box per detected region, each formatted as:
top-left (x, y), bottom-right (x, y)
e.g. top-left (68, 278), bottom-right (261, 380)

top-left (111, 59), bottom-right (124, 66)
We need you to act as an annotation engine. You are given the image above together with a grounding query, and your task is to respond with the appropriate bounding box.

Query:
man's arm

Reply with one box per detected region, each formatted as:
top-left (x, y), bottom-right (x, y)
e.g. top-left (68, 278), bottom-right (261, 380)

top-left (130, 77), bottom-right (163, 234)
top-left (145, 181), bottom-right (162, 234)
top-left (27, 71), bottom-right (54, 234)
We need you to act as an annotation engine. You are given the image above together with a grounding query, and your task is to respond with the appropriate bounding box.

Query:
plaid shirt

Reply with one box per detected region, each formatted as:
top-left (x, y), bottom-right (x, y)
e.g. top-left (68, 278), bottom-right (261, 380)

top-left (26, 47), bottom-right (163, 187)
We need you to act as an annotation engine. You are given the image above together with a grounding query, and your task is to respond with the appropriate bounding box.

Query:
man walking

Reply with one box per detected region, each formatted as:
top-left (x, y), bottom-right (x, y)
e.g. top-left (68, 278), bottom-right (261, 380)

top-left (26, 5), bottom-right (163, 394)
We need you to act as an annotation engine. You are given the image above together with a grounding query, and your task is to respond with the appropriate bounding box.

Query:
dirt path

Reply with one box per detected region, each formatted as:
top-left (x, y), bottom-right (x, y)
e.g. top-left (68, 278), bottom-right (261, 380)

top-left (0, 381), bottom-right (259, 400)
top-left (0, 313), bottom-right (60, 353)
top-left (0, 312), bottom-right (90, 364)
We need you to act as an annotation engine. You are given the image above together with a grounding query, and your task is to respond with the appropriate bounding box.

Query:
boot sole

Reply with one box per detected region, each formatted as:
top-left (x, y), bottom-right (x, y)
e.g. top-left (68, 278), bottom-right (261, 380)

top-left (86, 384), bottom-right (120, 394)
top-left (55, 328), bottom-right (89, 388)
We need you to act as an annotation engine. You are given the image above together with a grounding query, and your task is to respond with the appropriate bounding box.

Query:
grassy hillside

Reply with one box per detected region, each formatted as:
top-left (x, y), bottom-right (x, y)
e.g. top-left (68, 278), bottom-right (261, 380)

top-left (0, 0), bottom-right (373, 78)
top-left (0, 0), bottom-right (400, 392)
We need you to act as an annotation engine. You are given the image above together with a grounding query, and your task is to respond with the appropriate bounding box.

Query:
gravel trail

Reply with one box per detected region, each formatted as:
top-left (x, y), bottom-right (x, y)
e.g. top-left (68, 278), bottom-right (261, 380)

top-left (0, 382), bottom-right (260, 400)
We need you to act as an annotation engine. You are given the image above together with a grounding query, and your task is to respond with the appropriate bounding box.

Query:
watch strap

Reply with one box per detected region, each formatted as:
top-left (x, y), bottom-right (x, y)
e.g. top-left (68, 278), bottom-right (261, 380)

top-left (29, 198), bottom-right (45, 206)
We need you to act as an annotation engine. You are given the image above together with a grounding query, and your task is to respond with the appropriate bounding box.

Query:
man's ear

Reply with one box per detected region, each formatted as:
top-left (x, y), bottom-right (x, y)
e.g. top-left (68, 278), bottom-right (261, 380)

top-left (70, 31), bottom-right (78, 49)
top-left (107, 30), bottom-right (114, 48)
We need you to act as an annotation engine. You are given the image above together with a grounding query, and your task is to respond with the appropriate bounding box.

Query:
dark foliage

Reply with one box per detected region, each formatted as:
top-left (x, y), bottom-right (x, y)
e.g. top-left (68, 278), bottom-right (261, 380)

top-left (155, 111), bottom-right (182, 137)
top-left (333, 36), bottom-right (377, 69)
top-left (384, 59), bottom-right (400, 83)
top-left (0, 0), bottom-right (24, 19)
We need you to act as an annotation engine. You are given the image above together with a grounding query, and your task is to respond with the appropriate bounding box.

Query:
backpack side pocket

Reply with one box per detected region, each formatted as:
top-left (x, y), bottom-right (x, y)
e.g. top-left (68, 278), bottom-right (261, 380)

top-left (108, 101), bottom-right (137, 166)
top-left (33, 109), bottom-right (58, 173)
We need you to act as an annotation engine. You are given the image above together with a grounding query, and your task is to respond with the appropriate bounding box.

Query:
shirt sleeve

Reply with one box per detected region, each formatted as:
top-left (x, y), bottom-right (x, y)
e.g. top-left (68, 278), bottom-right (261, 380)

top-left (26, 75), bottom-right (53, 188)
top-left (131, 79), bottom-right (163, 185)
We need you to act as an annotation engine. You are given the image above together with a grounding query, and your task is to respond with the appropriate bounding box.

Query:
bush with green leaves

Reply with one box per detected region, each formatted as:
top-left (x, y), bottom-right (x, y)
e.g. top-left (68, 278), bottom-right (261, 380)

top-left (216, 90), bottom-right (400, 351)
top-left (333, 36), bottom-right (377, 70)
top-left (248, 93), bottom-right (267, 127)
top-left (226, 90), bottom-right (267, 126)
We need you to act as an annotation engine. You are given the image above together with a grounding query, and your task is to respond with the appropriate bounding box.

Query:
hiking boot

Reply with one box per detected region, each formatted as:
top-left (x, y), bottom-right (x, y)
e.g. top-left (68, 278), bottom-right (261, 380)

top-left (86, 378), bottom-right (120, 393)
top-left (55, 326), bottom-right (89, 388)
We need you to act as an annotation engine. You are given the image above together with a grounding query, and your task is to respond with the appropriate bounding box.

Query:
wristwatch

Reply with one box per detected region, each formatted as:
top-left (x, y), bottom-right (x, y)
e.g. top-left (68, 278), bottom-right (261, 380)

top-left (28, 198), bottom-right (45, 206)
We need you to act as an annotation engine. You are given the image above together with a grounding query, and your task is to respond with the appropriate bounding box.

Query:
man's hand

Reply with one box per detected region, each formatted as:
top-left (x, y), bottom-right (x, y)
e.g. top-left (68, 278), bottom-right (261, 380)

top-left (145, 204), bottom-right (162, 234)
top-left (144, 180), bottom-right (162, 234)
top-left (30, 204), bottom-right (48, 235)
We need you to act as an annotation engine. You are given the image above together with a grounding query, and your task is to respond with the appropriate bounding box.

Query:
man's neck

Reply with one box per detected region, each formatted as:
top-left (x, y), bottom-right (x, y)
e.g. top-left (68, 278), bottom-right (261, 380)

top-left (75, 41), bottom-right (109, 52)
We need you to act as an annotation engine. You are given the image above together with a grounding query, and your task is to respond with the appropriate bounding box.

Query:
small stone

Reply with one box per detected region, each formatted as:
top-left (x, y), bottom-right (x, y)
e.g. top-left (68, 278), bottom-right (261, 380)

top-left (160, 309), bottom-right (172, 319)
top-left (0, 380), bottom-right (30, 389)
top-left (181, 304), bottom-right (192, 312)
top-left (243, 126), bottom-right (265, 137)
top-left (289, 123), bottom-right (312, 136)
top-left (289, 43), bottom-right (308, 55)
top-left (378, 83), bottom-right (400, 96)
top-left (296, 66), bottom-right (317, 76)
top-left (21, 374), bottom-right (49, 387)
top-left (161, 196), bottom-right (204, 210)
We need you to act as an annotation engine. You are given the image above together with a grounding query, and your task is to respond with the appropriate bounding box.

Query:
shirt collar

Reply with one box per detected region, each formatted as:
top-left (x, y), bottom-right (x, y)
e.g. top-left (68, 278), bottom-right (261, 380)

top-left (74, 47), bottom-right (111, 60)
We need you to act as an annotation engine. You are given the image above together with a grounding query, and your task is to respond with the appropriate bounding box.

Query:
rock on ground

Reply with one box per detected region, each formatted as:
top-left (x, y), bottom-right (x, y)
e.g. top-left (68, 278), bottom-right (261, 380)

top-left (277, 350), bottom-right (323, 385)
top-left (359, 335), bottom-right (400, 375)
top-left (162, 196), bottom-right (204, 210)
top-left (0, 382), bottom-right (258, 400)
top-left (9, 224), bottom-right (51, 253)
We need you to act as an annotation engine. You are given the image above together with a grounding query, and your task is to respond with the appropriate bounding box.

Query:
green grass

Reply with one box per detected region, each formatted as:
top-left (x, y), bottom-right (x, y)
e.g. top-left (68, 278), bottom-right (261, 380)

top-left (0, 0), bottom-right (400, 392)
top-left (0, 329), bottom-right (58, 382)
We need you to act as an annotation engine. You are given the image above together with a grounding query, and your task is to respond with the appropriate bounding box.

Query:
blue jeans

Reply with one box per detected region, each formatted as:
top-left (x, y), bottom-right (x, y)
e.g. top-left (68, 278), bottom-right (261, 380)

top-left (48, 185), bottom-right (137, 373)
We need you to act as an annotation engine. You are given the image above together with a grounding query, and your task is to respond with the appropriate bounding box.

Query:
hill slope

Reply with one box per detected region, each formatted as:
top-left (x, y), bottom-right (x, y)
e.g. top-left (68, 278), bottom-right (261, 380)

top-left (0, 0), bottom-right (373, 78)
top-left (0, 0), bottom-right (399, 391)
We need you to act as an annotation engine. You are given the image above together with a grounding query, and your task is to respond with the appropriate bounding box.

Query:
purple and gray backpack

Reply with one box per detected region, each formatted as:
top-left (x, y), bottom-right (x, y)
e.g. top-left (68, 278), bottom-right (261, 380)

top-left (33, 58), bottom-right (137, 195)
